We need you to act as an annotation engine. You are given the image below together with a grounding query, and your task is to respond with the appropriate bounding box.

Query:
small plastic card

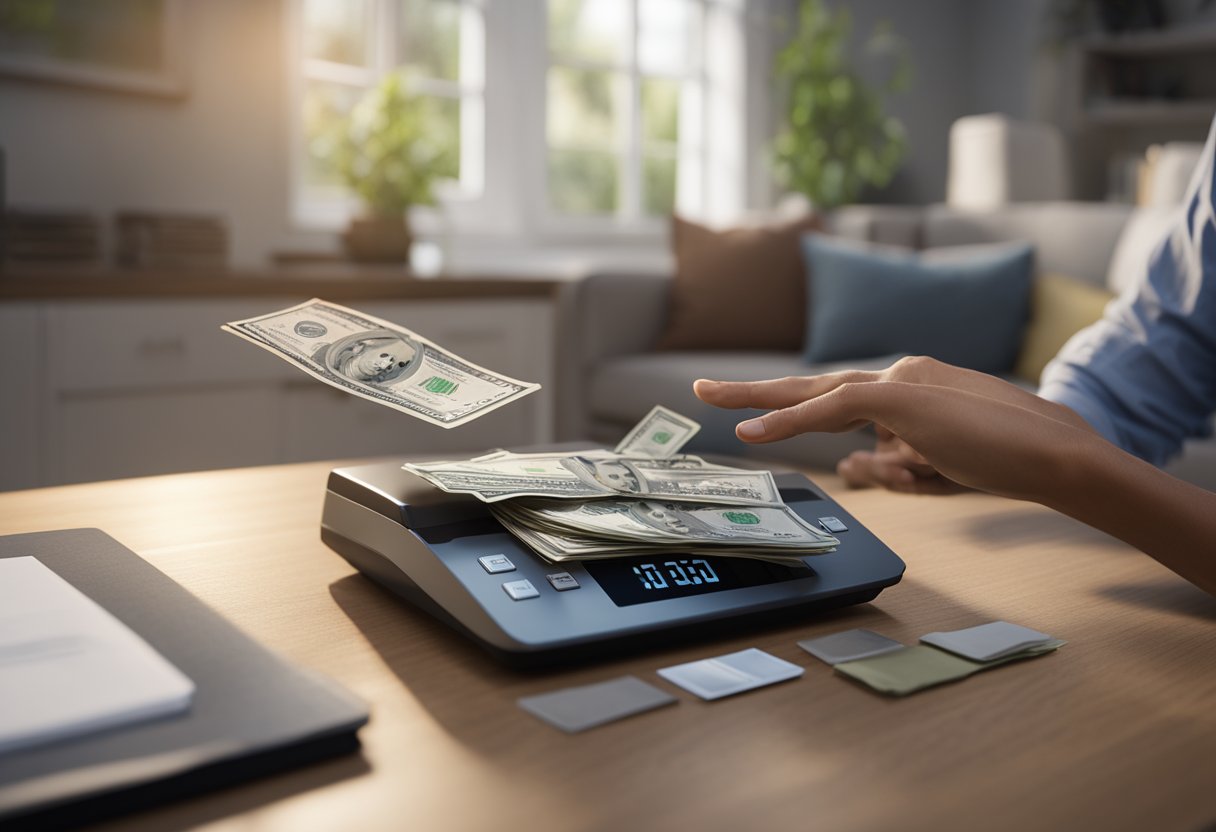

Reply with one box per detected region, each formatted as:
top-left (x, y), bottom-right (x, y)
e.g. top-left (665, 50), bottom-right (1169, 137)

top-left (517, 675), bottom-right (677, 733)
top-left (798, 629), bottom-right (905, 665)
top-left (657, 648), bottom-right (804, 701)
top-left (920, 621), bottom-right (1054, 662)
top-left (836, 639), bottom-right (1066, 696)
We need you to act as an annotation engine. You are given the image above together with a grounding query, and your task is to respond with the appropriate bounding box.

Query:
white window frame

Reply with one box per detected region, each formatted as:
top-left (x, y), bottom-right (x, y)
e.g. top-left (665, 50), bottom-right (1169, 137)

top-left (540, 0), bottom-right (707, 233)
top-left (287, 0), bottom-right (486, 230)
top-left (285, 0), bottom-right (751, 253)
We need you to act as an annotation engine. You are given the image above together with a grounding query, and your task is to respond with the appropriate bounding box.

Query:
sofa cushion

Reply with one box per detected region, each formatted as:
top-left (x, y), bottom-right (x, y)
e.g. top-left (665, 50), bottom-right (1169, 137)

top-left (801, 235), bottom-right (1034, 374)
top-left (923, 203), bottom-right (1132, 287)
top-left (656, 214), bottom-right (821, 352)
top-left (1013, 273), bottom-right (1115, 385)
top-left (1105, 206), bottom-right (1178, 295)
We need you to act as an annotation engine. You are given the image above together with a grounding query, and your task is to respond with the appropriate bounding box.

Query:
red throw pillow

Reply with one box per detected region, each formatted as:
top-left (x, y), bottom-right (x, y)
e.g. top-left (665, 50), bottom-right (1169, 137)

top-left (657, 213), bottom-right (821, 351)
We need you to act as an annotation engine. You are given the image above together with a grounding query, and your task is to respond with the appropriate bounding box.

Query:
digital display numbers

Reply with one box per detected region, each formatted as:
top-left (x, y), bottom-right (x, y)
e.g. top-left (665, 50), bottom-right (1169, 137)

top-left (584, 555), bottom-right (810, 607)
top-left (632, 559), bottom-right (720, 590)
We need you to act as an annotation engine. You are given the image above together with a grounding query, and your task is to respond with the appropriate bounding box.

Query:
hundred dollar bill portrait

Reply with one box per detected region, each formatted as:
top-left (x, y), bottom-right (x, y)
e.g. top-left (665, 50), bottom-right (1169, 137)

top-left (570, 456), bottom-right (643, 494)
top-left (631, 501), bottom-right (716, 536)
top-left (313, 329), bottom-right (422, 387)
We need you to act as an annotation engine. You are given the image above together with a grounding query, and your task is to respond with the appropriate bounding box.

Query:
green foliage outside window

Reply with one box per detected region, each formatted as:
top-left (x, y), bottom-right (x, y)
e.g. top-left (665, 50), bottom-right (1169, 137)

top-left (772, 0), bottom-right (911, 209)
top-left (325, 72), bottom-right (458, 217)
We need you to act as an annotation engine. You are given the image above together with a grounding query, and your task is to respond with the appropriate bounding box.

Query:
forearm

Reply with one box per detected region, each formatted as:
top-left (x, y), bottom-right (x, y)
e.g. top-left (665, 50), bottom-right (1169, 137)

top-left (1048, 435), bottom-right (1216, 596)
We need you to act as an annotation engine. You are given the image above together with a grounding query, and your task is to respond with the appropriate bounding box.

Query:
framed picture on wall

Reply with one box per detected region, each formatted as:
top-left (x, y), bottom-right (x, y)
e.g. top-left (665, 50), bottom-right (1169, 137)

top-left (0, 0), bottom-right (186, 97)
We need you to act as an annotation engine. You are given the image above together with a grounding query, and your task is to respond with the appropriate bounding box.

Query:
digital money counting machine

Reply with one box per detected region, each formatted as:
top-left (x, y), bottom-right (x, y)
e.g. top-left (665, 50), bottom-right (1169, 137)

top-left (322, 460), bottom-right (906, 666)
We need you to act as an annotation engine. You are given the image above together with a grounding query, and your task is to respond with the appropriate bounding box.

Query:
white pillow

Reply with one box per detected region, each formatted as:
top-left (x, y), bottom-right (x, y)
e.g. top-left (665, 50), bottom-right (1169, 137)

top-left (1105, 206), bottom-right (1178, 296)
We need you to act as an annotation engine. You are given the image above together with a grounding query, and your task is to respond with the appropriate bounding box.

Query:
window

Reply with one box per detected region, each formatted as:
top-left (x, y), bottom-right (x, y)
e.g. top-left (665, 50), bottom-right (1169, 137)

top-left (545, 0), bottom-right (707, 221)
top-left (290, 0), bottom-right (747, 247)
top-left (294, 0), bottom-right (484, 223)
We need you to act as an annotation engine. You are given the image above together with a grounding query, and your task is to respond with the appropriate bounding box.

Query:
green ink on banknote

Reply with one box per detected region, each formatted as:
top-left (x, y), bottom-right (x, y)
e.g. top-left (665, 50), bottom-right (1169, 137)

top-left (420, 376), bottom-right (459, 395)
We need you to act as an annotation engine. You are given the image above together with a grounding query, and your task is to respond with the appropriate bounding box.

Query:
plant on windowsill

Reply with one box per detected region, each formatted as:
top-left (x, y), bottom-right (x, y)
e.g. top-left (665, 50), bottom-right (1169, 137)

top-left (333, 72), bottom-right (457, 264)
top-left (771, 0), bottom-right (911, 210)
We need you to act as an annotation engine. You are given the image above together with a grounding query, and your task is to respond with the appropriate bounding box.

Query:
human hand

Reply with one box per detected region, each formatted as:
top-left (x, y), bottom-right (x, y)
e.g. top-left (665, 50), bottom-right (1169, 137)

top-left (693, 356), bottom-right (1098, 503)
top-left (836, 425), bottom-right (967, 494)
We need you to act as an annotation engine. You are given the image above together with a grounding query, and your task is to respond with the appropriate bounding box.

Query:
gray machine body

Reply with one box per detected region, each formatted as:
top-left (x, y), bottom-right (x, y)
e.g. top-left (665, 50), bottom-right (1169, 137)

top-left (321, 460), bottom-right (905, 665)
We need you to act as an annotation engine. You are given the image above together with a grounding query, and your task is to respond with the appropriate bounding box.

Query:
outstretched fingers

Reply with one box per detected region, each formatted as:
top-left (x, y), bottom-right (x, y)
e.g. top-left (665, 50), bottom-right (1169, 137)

top-left (735, 382), bottom-right (892, 443)
top-left (693, 370), bottom-right (881, 411)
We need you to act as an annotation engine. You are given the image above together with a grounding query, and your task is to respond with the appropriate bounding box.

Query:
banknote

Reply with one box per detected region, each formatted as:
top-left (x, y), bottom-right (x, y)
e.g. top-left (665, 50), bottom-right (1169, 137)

top-left (489, 507), bottom-right (829, 564)
top-left (222, 298), bottom-right (540, 428)
top-left (494, 498), bottom-right (837, 551)
top-left (613, 405), bottom-right (701, 458)
top-left (404, 452), bottom-right (783, 505)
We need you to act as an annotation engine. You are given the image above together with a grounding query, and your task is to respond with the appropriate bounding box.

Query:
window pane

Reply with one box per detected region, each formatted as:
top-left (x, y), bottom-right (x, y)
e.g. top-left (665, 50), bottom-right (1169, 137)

top-left (641, 78), bottom-right (679, 145)
top-left (548, 0), bottom-right (628, 66)
top-left (643, 154), bottom-right (677, 216)
top-left (425, 95), bottom-right (462, 181)
top-left (547, 66), bottom-right (623, 151)
top-left (398, 0), bottom-right (461, 81)
top-left (639, 0), bottom-right (700, 76)
top-left (549, 149), bottom-right (618, 215)
top-left (302, 79), bottom-right (363, 189)
top-left (303, 0), bottom-right (371, 66)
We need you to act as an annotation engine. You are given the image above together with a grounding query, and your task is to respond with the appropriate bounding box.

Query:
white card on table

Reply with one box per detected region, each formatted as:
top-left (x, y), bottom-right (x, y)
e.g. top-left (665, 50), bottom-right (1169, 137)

top-left (920, 621), bottom-right (1054, 662)
top-left (798, 629), bottom-right (905, 665)
top-left (657, 648), bottom-right (804, 701)
top-left (0, 557), bottom-right (196, 754)
top-left (518, 675), bottom-right (676, 733)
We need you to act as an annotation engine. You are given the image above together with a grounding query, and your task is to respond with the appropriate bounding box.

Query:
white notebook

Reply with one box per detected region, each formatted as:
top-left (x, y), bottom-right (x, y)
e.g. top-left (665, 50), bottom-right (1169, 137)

top-left (0, 557), bottom-right (195, 754)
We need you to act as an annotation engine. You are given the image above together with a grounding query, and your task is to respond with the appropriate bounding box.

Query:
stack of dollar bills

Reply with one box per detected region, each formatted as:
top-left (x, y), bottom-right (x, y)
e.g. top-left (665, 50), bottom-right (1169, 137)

top-left (404, 406), bottom-right (839, 565)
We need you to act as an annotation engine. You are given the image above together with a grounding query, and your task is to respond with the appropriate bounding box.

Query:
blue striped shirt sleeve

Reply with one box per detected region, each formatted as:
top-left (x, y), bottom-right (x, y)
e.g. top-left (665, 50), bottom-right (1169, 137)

top-left (1038, 116), bottom-right (1216, 466)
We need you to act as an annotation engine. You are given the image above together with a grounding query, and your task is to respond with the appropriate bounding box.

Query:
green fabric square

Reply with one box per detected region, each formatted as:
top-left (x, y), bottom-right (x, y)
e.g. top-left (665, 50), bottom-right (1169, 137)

top-left (834, 640), bottom-right (1065, 697)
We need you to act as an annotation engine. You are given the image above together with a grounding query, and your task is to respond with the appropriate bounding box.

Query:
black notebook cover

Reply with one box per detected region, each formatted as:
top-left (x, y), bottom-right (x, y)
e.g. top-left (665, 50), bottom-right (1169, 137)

top-left (0, 528), bottom-right (369, 829)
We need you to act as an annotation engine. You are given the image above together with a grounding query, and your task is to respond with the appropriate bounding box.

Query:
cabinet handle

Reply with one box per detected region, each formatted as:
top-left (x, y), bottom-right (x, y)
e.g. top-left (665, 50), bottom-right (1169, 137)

top-left (135, 337), bottom-right (188, 356)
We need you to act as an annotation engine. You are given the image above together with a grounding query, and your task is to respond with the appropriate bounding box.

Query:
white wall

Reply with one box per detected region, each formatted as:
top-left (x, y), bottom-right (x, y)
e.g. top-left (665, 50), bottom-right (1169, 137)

top-left (823, 0), bottom-right (971, 205)
top-left (0, 0), bottom-right (298, 267)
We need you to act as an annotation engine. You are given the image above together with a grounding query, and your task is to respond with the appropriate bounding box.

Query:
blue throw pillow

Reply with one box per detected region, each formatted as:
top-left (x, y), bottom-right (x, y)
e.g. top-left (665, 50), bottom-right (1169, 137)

top-left (801, 236), bottom-right (1034, 374)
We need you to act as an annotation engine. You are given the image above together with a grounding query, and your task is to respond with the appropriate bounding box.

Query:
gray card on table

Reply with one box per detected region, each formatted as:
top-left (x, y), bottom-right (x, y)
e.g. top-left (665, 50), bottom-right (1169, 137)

top-left (920, 621), bottom-right (1054, 662)
top-left (798, 628), bottom-right (905, 666)
top-left (657, 648), bottom-right (804, 701)
top-left (518, 675), bottom-right (677, 733)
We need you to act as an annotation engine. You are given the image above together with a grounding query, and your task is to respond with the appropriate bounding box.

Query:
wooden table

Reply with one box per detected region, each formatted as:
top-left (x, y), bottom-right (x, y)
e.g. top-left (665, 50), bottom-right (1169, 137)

top-left (2, 460), bottom-right (1214, 832)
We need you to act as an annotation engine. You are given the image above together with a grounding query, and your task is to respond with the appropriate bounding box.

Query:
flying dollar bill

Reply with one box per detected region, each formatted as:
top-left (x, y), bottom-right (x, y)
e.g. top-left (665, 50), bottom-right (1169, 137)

top-left (222, 299), bottom-right (540, 428)
top-left (403, 451), bottom-right (783, 505)
top-left (613, 405), bottom-right (701, 458)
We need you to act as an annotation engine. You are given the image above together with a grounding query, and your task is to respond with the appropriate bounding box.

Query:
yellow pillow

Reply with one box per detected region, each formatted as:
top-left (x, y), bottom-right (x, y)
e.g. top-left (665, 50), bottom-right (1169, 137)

top-left (1014, 273), bottom-right (1115, 384)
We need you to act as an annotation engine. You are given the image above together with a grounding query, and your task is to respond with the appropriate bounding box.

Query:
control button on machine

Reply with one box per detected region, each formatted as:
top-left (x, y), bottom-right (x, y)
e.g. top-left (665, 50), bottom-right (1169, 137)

top-left (502, 579), bottom-right (540, 601)
top-left (546, 572), bottom-right (580, 591)
top-left (818, 516), bottom-right (849, 533)
top-left (479, 554), bottom-right (516, 574)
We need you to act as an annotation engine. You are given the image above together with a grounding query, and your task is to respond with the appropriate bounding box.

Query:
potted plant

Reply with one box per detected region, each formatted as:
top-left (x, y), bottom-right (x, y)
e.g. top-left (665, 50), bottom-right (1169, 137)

top-left (334, 72), bottom-right (457, 264)
top-left (771, 0), bottom-right (911, 210)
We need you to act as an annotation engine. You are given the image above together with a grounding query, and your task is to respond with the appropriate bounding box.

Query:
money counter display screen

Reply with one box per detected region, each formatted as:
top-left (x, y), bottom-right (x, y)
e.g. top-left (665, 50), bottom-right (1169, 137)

top-left (584, 556), bottom-right (810, 607)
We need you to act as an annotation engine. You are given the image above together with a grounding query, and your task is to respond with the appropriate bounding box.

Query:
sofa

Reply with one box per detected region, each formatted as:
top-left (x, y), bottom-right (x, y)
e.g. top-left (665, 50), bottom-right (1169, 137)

top-left (555, 201), bottom-right (1216, 491)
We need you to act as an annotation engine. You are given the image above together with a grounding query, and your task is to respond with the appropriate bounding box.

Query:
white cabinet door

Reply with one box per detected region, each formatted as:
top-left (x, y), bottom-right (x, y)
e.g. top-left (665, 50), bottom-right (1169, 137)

top-left (32, 294), bottom-right (556, 486)
top-left (46, 387), bottom-right (283, 485)
top-left (40, 299), bottom-right (301, 485)
top-left (0, 303), bottom-right (43, 491)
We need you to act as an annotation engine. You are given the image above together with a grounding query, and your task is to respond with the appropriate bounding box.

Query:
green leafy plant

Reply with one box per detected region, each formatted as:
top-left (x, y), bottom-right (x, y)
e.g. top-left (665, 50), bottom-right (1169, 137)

top-left (333, 72), bottom-right (458, 218)
top-left (772, 0), bottom-right (910, 209)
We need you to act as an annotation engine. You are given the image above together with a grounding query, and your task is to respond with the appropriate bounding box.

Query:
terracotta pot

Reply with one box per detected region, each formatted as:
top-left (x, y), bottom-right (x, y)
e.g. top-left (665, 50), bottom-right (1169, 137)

top-left (341, 215), bottom-right (412, 264)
